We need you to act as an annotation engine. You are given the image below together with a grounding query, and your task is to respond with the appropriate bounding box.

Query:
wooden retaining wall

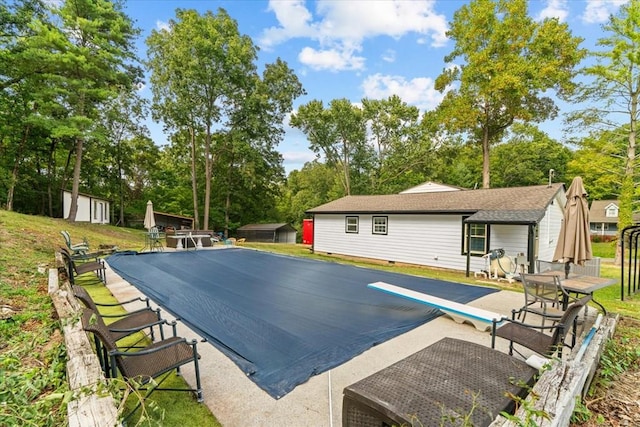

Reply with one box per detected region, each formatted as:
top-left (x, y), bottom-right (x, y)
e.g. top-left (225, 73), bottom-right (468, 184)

top-left (48, 268), bottom-right (121, 427)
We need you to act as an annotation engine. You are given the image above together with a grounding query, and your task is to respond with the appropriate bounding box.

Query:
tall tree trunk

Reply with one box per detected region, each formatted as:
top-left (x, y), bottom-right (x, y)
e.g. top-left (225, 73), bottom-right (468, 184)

top-left (203, 125), bottom-right (212, 230)
top-left (6, 125), bottom-right (30, 211)
top-left (189, 126), bottom-right (200, 230)
top-left (67, 135), bottom-right (84, 221)
top-left (615, 99), bottom-right (638, 265)
top-left (482, 126), bottom-right (491, 189)
top-left (223, 149), bottom-right (235, 238)
top-left (118, 141), bottom-right (125, 226)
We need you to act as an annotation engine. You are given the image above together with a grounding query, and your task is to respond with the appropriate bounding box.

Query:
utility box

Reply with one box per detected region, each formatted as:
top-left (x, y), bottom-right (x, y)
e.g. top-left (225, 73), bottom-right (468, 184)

top-left (302, 219), bottom-right (314, 245)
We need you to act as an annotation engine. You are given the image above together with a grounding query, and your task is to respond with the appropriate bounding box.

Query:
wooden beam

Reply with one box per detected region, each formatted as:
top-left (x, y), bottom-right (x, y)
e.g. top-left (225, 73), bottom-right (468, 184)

top-left (48, 269), bottom-right (121, 427)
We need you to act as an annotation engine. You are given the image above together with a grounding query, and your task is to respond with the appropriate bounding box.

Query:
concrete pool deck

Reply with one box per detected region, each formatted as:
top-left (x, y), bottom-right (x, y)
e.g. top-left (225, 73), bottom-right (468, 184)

top-left (102, 248), bottom-right (596, 427)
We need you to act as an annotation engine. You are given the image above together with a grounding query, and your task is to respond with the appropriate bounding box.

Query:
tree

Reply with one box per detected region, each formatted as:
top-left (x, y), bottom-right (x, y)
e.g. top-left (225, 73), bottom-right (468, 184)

top-left (147, 8), bottom-right (259, 231)
top-left (362, 95), bottom-right (427, 194)
top-left (435, 0), bottom-right (584, 188)
top-left (54, 0), bottom-right (141, 221)
top-left (92, 91), bottom-right (150, 225)
top-left (567, 0), bottom-right (640, 262)
top-left (148, 9), bottom-right (303, 232)
top-left (491, 124), bottom-right (572, 187)
top-left (278, 161), bottom-right (341, 229)
top-left (567, 130), bottom-right (622, 201)
top-left (290, 99), bottom-right (371, 195)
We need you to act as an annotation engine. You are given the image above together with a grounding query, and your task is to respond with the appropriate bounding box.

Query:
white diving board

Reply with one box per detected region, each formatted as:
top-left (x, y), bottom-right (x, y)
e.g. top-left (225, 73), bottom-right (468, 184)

top-left (368, 281), bottom-right (505, 332)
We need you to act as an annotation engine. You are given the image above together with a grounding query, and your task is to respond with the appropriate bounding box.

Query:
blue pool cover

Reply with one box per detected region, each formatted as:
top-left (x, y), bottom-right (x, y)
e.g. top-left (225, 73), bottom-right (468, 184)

top-left (106, 249), bottom-right (498, 399)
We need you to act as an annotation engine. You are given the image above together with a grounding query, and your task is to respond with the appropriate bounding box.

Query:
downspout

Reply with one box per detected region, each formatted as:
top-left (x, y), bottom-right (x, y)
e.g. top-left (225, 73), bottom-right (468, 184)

top-left (527, 224), bottom-right (535, 273)
top-left (311, 214), bottom-right (315, 254)
top-left (465, 220), bottom-right (471, 277)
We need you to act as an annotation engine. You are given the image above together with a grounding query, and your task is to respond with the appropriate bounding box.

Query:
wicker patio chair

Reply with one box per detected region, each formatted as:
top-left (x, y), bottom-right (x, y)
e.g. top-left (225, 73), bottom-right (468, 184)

top-left (492, 295), bottom-right (591, 358)
top-left (59, 247), bottom-right (106, 284)
top-left (81, 307), bottom-right (203, 420)
top-left (72, 285), bottom-right (165, 342)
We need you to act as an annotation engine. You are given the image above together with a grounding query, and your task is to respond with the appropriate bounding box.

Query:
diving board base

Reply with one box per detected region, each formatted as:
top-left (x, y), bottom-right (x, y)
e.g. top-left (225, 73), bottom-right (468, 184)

top-left (368, 281), bottom-right (505, 332)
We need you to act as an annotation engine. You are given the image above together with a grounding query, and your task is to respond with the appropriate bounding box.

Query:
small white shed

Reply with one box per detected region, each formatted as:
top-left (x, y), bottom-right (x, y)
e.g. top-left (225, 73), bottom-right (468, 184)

top-left (62, 190), bottom-right (110, 224)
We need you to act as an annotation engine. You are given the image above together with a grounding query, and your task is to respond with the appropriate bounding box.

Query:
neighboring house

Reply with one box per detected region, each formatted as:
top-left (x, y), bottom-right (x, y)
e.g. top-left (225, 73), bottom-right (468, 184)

top-left (237, 223), bottom-right (297, 243)
top-left (589, 200), bottom-right (640, 237)
top-left (306, 183), bottom-right (567, 275)
top-left (62, 190), bottom-right (110, 224)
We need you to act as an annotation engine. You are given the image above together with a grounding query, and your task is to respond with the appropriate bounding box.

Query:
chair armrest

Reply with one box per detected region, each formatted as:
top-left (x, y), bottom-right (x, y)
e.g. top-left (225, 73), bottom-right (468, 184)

top-left (499, 316), bottom-right (565, 332)
top-left (94, 296), bottom-right (151, 309)
top-left (109, 337), bottom-right (197, 357)
top-left (100, 306), bottom-right (158, 319)
top-left (107, 316), bottom-right (168, 334)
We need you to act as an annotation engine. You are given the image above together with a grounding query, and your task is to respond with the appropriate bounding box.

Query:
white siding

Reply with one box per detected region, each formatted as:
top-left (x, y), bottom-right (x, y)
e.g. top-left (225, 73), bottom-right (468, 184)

top-left (312, 213), bottom-right (563, 273)
top-left (314, 214), bottom-right (532, 273)
top-left (537, 197), bottom-right (564, 265)
top-left (62, 191), bottom-right (110, 224)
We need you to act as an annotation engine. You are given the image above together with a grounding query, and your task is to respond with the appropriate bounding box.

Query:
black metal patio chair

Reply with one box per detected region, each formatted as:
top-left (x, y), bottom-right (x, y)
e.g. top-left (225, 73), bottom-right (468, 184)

top-left (59, 247), bottom-right (106, 284)
top-left (81, 307), bottom-right (203, 420)
top-left (72, 285), bottom-right (165, 343)
top-left (491, 295), bottom-right (591, 359)
top-left (519, 273), bottom-right (574, 326)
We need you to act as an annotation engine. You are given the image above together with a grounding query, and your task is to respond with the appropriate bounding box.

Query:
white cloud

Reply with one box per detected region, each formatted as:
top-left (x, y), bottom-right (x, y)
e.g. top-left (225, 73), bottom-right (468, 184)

top-left (582, 0), bottom-right (627, 24)
top-left (382, 49), bottom-right (396, 63)
top-left (298, 45), bottom-right (365, 72)
top-left (282, 151), bottom-right (317, 163)
top-left (361, 73), bottom-right (444, 111)
top-left (260, 0), bottom-right (448, 72)
top-left (156, 20), bottom-right (170, 31)
top-left (537, 0), bottom-right (569, 22)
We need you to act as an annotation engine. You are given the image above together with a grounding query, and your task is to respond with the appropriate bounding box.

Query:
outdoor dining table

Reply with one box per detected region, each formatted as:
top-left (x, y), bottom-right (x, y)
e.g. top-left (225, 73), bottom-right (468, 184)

top-left (539, 270), bottom-right (616, 314)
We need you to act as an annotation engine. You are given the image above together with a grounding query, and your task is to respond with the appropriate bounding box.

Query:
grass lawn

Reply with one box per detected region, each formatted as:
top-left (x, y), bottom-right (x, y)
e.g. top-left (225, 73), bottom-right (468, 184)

top-left (2, 209), bottom-right (639, 426)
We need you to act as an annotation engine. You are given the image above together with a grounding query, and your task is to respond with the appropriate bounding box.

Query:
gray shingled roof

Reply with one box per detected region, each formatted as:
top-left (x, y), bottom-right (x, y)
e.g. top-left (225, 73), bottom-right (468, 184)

top-left (590, 200), bottom-right (640, 223)
top-left (306, 183), bottom-right (564, 224)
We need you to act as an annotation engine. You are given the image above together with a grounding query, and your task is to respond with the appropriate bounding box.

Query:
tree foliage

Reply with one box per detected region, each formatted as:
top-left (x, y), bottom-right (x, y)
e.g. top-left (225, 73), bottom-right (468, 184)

top-left (568, 0), bottom-right (640, 238)
top-left (435, 0), bottom-right (584, 188)
top-left (147, 8), bottom-right (303, 233)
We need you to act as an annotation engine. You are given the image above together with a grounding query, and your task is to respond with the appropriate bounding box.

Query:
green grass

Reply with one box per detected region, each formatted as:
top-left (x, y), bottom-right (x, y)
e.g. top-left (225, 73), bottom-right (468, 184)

top-left (592, 241), bottom-right (617, 259)
top-left (0, 209), bottom-right (221, 427)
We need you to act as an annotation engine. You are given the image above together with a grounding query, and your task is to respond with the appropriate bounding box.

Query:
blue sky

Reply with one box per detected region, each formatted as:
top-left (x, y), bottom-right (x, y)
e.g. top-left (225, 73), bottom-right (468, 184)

top-left (123, 0), bottom-right (627, 173)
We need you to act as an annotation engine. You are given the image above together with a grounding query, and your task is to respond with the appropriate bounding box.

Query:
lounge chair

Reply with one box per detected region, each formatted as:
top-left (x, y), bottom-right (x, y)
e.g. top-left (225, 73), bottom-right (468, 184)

top-left (59, 247), bottom-right (106, 285)
top-left (80, 307), bottom-right (203, 420)
top-left (491, 295), bottom-right (591, 358)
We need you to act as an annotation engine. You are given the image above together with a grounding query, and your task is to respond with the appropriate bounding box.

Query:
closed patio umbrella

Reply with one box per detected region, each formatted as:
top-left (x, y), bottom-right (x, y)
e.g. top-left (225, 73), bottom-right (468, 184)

top-left (143, 200), bottom-right (156, 231)
top-left (553, 177), bottom-right (593, 278)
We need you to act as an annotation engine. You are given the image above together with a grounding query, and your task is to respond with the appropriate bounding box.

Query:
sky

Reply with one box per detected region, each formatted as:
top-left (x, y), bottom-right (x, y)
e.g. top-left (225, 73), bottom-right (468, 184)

top-left (123, 0), bottom-right (628, 174)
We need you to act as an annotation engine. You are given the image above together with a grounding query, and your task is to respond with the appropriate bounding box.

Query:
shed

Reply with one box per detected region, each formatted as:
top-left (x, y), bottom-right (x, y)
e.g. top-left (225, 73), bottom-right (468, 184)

top-left (153, 211), bottom-right (194, 231)
top-left (237, 223), bottom-right (297, 243)
top-left (62, 190), bottom-right (110, 224)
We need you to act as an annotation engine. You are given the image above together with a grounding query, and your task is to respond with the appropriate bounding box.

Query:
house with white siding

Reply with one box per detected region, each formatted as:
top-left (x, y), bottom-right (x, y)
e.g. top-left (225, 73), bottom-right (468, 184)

top-left (62, 190), bottom-right (110, 224)
top-left (306, 183), bottom-right (567, 276)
